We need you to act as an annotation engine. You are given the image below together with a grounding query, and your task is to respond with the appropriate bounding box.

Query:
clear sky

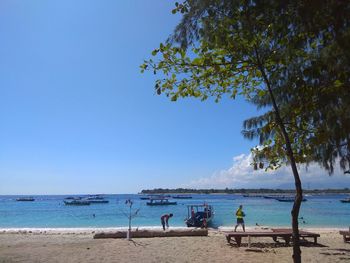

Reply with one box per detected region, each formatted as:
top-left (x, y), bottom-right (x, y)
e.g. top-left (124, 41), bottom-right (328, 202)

top-left (1, 1), bottom-right (349, 194)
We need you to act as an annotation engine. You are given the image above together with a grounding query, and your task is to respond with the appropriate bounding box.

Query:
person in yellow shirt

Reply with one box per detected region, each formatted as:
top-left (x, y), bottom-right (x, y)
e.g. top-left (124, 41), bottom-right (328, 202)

top-left (234, 205), bottom-right (245, 232)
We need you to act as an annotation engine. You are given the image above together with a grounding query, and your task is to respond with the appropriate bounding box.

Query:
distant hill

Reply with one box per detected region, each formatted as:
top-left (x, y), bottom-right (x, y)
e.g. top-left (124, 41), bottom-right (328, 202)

top-left (140, 188), bottom-right (350, 194)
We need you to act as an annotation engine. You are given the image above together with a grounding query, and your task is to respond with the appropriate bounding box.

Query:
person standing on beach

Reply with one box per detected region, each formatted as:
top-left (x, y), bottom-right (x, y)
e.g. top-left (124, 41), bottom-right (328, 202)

top-left (234, 205), bottom-right (245, 232)
top-left (160, 213), bottom-right (173, 230)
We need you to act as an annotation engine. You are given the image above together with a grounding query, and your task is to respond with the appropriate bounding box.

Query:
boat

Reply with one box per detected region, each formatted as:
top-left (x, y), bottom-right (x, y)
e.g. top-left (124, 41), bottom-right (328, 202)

top-left (83, 195), bottom-right (109, 204)
top-left (86, 195), bottom-right (105, 200)
top-left (146, 198), bottom-right (177, 206)
top-left (64, 200), bottom-right (91, 206)
top-left (276, 197), bottom-right (307, 202)
top-left (172, 195), bottom-right (192, 199)
top-left (139, 195), bottom-right (151, 200)
top-left (243, 194), bottom-right (263, 198)
top-left (263, 195), bottom-right (285, 199)
top-left (185, 204), bottom-right (214, 228)
top-left (141, 194), bottom-right (168, 200)
top-left (340, 198), bottom-right (350, 203)
top-left (64, 196), bottom-right (82, 200)
top-left (16, 197), bottom-right (35, 201)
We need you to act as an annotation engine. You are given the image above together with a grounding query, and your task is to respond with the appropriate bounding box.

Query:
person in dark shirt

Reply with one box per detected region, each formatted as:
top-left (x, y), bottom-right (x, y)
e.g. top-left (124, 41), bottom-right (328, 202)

top-left (161, 213), bottom-right (173, 230)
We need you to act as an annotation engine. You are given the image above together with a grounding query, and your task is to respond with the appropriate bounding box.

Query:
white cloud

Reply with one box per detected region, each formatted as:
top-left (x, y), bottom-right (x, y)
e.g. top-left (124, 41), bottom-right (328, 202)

top-left (186, 153), bottom-right (350, 189)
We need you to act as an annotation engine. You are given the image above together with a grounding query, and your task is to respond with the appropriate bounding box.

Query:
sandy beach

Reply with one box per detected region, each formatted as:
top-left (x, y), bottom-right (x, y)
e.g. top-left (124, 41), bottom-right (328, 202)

top-left (0, 228), bottom-right (349, 263)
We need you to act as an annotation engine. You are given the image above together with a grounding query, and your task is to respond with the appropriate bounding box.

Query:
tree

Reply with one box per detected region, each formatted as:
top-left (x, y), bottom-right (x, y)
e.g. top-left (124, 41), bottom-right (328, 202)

top-left (141, 1), bottom-right (350, 262)
top-left (124, 199), bottom-right (140, 240)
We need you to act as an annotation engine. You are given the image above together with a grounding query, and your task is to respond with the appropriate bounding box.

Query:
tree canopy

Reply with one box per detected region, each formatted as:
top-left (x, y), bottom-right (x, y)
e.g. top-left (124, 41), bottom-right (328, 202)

top-left (141, 0), bottom-right (350, 174)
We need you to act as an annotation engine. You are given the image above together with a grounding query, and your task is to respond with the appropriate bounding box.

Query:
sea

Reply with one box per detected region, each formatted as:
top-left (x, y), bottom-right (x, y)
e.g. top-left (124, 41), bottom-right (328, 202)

top-left (1, 194), bottom-right (349, 229)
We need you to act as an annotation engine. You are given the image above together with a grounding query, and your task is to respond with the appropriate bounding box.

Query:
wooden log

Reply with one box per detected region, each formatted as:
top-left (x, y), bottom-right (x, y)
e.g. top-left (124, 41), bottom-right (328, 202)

top-left (93, 229), bottom-right (208, 239)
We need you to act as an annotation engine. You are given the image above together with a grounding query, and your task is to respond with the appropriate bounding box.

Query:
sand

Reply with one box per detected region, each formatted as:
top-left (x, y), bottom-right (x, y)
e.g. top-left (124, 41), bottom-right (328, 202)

top-left (0, 228), bottom-right (349, 263)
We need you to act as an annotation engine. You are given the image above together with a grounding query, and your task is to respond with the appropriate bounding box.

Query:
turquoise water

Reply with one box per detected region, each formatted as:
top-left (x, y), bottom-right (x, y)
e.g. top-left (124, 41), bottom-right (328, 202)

top-left (1, 194), bottom-right (349, 228)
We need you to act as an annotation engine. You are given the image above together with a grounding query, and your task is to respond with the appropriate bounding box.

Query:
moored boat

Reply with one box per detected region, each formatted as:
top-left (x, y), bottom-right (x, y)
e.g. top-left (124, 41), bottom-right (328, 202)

top-left (64, 196), bottom-right (82, 200)
top-left (340, 198), bottom-right (350, 203)
top-left (16, 197), bottom-right (35, 201)
top-left (185, 204), bottom-right (214, 228)
top-left (86, 195), bottom-right (105, 200)
top-left (64, 200), bottom-right (91, 206)
top-left (276, 197), bottom-right (307, 202)
top-left (172, 195), bottom-right (192, 199)
top-left (146, 198), bottom-right (177, 206)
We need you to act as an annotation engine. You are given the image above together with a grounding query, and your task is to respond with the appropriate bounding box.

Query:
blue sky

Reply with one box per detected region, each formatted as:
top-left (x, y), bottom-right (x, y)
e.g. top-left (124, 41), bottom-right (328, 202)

top-left (0, 1), bottom-right (349, 194)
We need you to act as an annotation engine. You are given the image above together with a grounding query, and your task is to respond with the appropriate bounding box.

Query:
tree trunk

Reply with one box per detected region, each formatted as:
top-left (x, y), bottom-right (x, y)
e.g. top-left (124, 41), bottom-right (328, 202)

top-left (257, 60), bottom-right (303, 263)
top-left (267, 93), bottom-right (303, 263)
top-left (270, 98), bottom-right (303, 263)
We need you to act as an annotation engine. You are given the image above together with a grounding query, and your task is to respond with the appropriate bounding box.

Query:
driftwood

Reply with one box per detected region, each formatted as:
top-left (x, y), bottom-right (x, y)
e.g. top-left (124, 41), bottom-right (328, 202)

top-left (93, 229), bottom-right (208, 239)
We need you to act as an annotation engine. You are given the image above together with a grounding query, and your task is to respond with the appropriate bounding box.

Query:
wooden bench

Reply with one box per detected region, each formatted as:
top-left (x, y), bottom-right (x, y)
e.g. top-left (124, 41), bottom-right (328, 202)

top-left (271, 228), bottom-right (320, 244)
top-left (225, 229), bottom-right (320, 247)
top-left (225, 231), bottom-right (292, 247)
top-left (339, 231), bottom-right (350, 243)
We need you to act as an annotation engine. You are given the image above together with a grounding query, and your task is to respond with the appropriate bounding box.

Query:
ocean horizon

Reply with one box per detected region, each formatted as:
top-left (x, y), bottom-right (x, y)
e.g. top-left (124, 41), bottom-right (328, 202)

top-left (1, 194), bottom-right (349, 229)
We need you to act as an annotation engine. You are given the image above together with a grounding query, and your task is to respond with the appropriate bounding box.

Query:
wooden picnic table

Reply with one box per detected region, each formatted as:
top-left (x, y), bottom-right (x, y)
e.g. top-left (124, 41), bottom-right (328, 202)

top-left (271, 228), bottom-right (320, 244)
top-left (225, 231), bottom-right (292, 247)
top-left (225, 229), bottom-right (320, 247)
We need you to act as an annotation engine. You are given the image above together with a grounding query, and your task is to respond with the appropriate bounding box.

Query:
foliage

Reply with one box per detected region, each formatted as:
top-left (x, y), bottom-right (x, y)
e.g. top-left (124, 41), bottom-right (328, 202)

top-left (141, 0), bottom-right (350, 174)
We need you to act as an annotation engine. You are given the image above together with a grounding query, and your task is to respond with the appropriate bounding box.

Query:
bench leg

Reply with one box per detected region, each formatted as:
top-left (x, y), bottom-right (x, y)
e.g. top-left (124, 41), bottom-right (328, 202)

top-left (283, 236), bottom-right (291, 245)
top-left (234, 237), bottom-right (242, 247)
top-left (314, 237), bottom-right (317, 244)
top-left (248, 236), bottom-right (251, 247)
top-left (226, 236), bottom-right (231, 243)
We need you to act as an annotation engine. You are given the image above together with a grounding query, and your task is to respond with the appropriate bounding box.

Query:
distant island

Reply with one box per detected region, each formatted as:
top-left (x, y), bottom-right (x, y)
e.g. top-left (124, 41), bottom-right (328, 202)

top-left (140, 188), bottom-right (350, 194)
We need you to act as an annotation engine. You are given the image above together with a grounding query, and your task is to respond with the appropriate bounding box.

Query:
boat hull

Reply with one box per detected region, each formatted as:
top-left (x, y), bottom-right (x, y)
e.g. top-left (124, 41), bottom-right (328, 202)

top-left (146, 202), bottom-right (177, 206)
top-left (16, 198), bottom-right (35, 201)
top-left (277, 198), bottom-right (307, 202)
top-left (64, 200), bottom-right (91, 206)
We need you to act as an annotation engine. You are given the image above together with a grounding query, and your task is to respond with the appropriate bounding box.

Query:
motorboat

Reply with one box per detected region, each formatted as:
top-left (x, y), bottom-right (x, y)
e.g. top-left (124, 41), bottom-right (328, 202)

top-left (185, 203), bottom-right (214, 228)
top-left (146, 198), bottom-right (177, 206)
top-left (276, 197), bottom-right (307, 202)
top-left (172, 195), bottom-right (192, 199)
top-left (86, 195), bottom-right (105, 200)
top-left (340, 198), bottom-right (350, 203)
top-left (64, 196), bottom-right (82, 200)
top-left (16, 197), bottom-right (35, 201)
top-left (64, 200), bottom-right (91, 206)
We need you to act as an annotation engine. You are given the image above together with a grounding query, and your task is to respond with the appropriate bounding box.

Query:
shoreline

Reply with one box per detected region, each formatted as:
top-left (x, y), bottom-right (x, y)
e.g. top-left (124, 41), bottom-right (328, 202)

top-left (0, 226), bottom-right (346, 234)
